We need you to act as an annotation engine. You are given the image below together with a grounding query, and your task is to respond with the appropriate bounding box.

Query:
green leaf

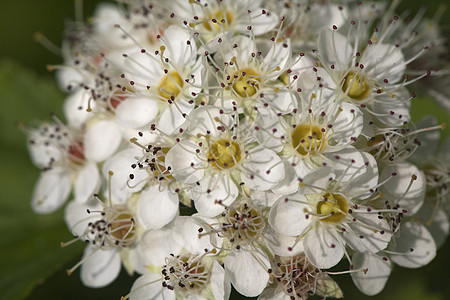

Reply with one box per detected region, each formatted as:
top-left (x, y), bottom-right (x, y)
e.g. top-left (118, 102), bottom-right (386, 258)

top-left (0, 59), bottom-right (83, 300)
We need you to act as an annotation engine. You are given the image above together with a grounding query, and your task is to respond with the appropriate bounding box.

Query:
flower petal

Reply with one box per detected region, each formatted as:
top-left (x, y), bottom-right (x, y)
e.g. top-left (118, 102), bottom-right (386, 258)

top-left (242, 147), bottom-right (285, 190)
top-left (32, 167), bottom-right (71, 214)
top-left (269, 194), bottom-right (311, 237)
top-left (191, 173), bottom-right (238, 217)
top-left (224, 248), bottom-right (270, 297)
top-left (351, 253), bottom-right (391, 296)
top-left (138, 185), bottom-right (179, 230)
top-left (129, 273), bottom-right (175, 300)
top-left (84, 119), bottom-right (123, 162)
top-left (74, 162), bottom-right (100, 204)
top-left (388, 221), bottom-right (436, 268)
top-left (115, 97), bottom-right (159, 128)
top-left (210, 260), bottom-right (231, 300)
top-left (304, 226), bottom-right (344, 269)
top-left (80, 246), bottom-right (121, 288)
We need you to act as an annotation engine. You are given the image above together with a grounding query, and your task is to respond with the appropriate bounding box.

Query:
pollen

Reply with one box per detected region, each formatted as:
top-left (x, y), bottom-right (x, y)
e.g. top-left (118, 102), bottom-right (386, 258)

top-left (158, 71), bottom-right (184, 100)
top-left (208, 139), bottom-right (242, 169)
top-left (341, 72), bottom-right (371, 100)
top-left (291, 124), bottom-right (326, 156)
top-left (232, 68), bottom-right (261, 98)
top-left (316, 193), bottom-right (348, 223)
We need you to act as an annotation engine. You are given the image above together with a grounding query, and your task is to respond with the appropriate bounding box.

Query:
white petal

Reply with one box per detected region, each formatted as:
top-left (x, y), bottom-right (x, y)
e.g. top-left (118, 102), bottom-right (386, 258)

top-left (165, 141), bottom-right (204, 184)
top-left (130, 273), bottom-right (175, 300)
top-left (63, 89), bottom-right (94, 128)
top-left (325, 146), bottom-right (370, 190)
top-left (246, 10), bottom-right (278, 35)
top-left (64, 200), bottom-right (102, 237)
top-left (242, 147), bottom-right (285, 190)
top-left (296, 164), bottom-right (335, 195)
top-left (32, 167), bottom-right (71, 214)
top-left (172, 216), bottom-right (216, 255)
top-left (84, 119), bottom-right (123, 162)
top-left (416, 201), bottom-right (449, 249)
top-left (330, 102), bottom-right (363, 145)
top-left (210, 260), bottom-right (231, 300)
top-left (408, 116), bottom-right (439, 164)
top-left (380, 161), bottom-right (426, 215)
top-left (253, 107), bottom-right (285, 153)
top-left (162, 26), bottom-right (196, 67)
top-left (27, 131), bottom-right (61, 168)
top-left (304, 226), bottom-right (344, 269)
top-left (80, 246), bottom-right (121, 288)
top-left (318, 30), bottom-right (352, 70)
top-left (362, 43), bottom-right (405, 83)
top-left (116, 97), bottom-right (159, 128)
top-left (156, 101), bottom-right (193, 135)
top-left (74, 162), bottom-right (100, 204)
top-left (389, 221), bottom-right (436, 268)
top-left (137, 226), bottom-right (183, 267)
top-left (138, 185), bottom-right (179, 230)
top-left (351, 253), bottom-right (391, 296)
top-left (343, 211), bottom-right (392, 254)
top-left (187, 106), bottom-right (233, 137)
top-left (344, 151), bottom-right (379, 200)
top-left (225, 248), bottom-right (270, 297)
top-left (102, 148), bottom-right (147, 204)
top-left (371, 88), bottom-right (411, 127)
top-left (270, 160), bottom-right (300, 196)
top-left (191, 173), bottom-right (238, 217)
top-left (269, 194), bottom-right (311, 237)
top-left (265, 226), bottom-right (304, 257)
top-left (258, 287), bottom-right (288, 300)
top-left (249, 190), bottom-right (280, 207)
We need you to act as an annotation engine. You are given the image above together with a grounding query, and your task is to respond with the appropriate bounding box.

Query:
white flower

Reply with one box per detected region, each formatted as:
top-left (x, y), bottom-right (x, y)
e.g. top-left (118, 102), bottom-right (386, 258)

top-left (63, 195), bottom-right (140, 288)
top-left (206, 35), bottom-right (294, 114)
top-left (166, 106), bottom-right (284, 217)
top-left (125, 216), bottom-right (229, 300)
top-left (118, 25), bottom-right (202, 134)
top-left (269, 162), bottom-right (395, 269)
top-left (312, 25), bottom-right (416, 127)
top-left (259, 253), bottom-right (343, 300)
top-left (171, 0), bottom-right (278, 40)
top-left (27, 122), bottom-right (100, 213)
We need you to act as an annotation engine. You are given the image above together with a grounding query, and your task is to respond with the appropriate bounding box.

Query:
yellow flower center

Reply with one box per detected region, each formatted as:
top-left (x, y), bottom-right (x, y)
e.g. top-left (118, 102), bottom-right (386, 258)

top-left (158, 71), bottom-right (183, 101)
top-left (341, 72), bottom-right (371, 100)
top-left (316, 193), bottom-right (348, 223)
top-left (291, 124), bottom-right (325, 156)
top-left (203, 10), bottom-right (233, 31)
top-left (208, 139), bottom-right (242, 169)
top-left (232, 68), bottom-right (261, 98)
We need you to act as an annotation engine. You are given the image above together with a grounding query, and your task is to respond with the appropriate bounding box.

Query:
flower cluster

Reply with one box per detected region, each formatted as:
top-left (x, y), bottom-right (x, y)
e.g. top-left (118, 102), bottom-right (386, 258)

top-left (27, 0), bottom-right (449, 299)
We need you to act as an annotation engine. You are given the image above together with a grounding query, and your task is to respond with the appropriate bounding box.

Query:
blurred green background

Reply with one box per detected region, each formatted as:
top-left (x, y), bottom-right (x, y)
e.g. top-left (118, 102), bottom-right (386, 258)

top-left (0, 0), bottom-right (448, 299)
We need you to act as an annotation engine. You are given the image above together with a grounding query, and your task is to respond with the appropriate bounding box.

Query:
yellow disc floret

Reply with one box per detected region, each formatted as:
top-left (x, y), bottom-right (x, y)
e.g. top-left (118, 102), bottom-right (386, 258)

top-left (232, 68), bottom-right (261, 98)
top-left (158, 71), bottom-right (184, 101)
top-left (341, 72), bottom-right (371, 100)
top-left (208, 139), bottom-right (242, 169)
top-left (291, 124), bottom-right (325, 156)
top-left (316, 193), bottom-right (348, 223)
top-left (203, 10), bottom-right (233, 31)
